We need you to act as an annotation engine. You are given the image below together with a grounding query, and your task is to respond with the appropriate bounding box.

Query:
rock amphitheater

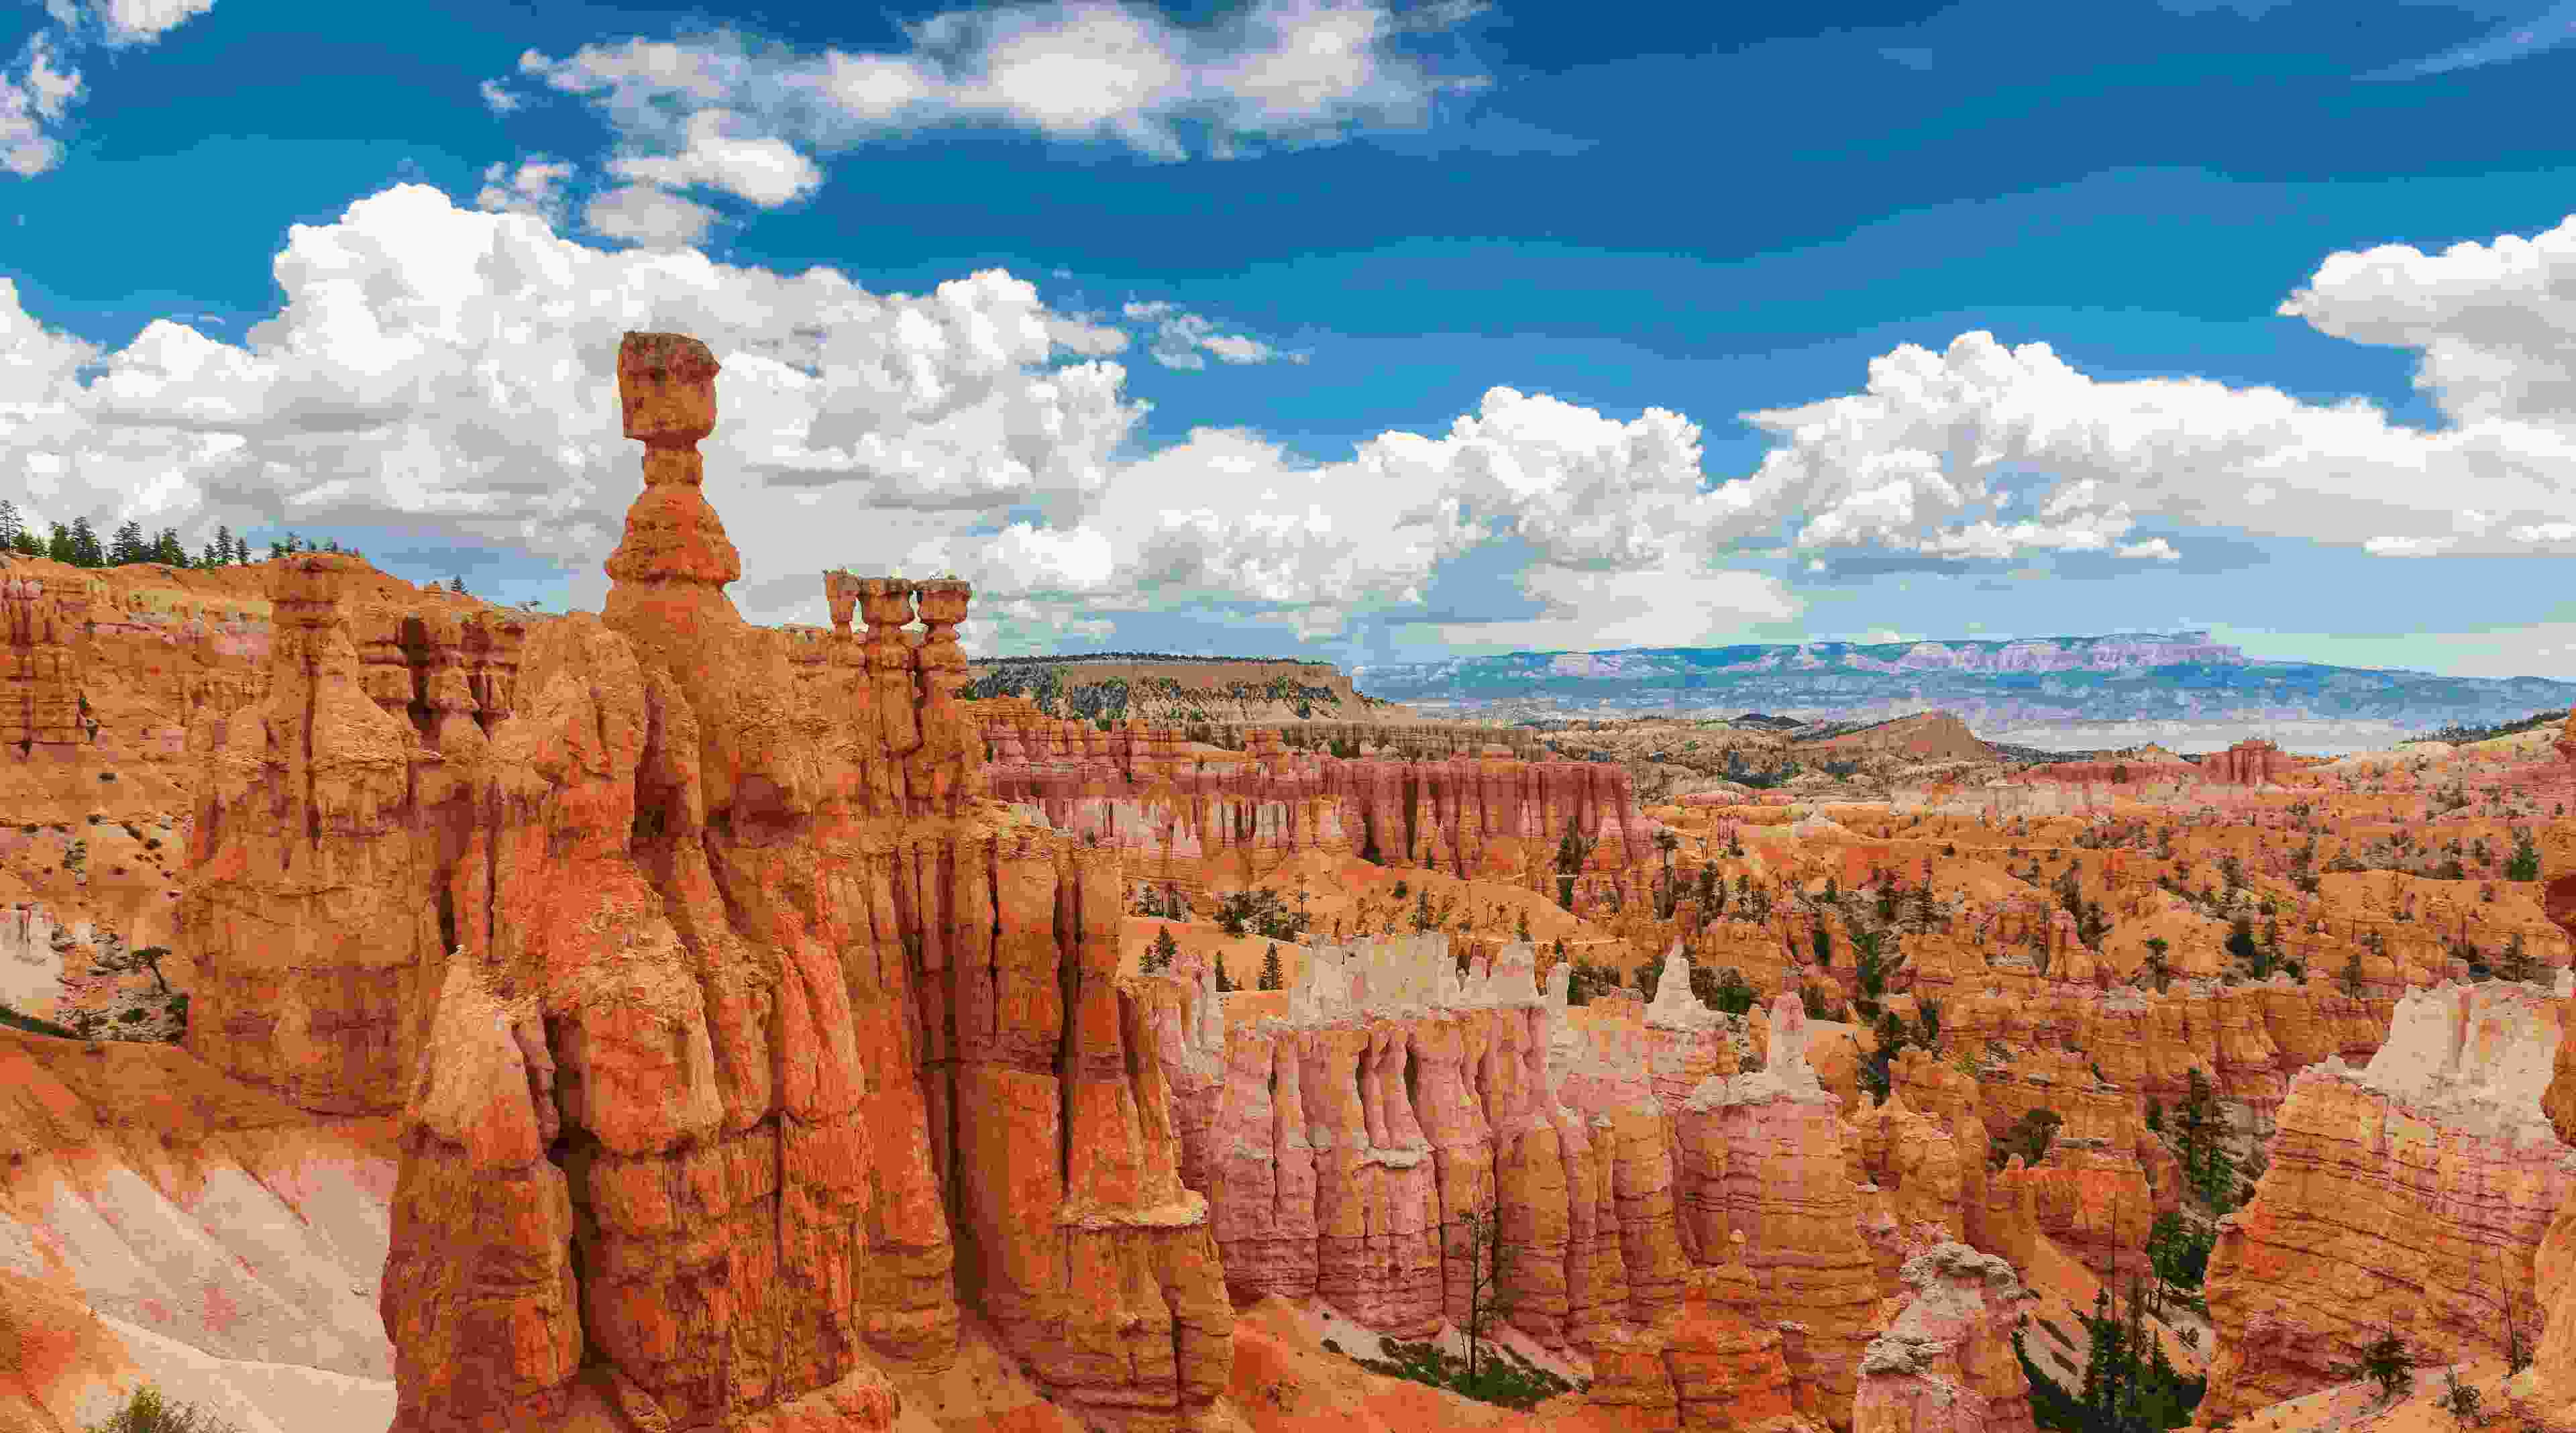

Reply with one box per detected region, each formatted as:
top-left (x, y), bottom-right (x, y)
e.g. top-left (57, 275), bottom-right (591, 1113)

top-left (1, 332), bottom-right (2575, 1433)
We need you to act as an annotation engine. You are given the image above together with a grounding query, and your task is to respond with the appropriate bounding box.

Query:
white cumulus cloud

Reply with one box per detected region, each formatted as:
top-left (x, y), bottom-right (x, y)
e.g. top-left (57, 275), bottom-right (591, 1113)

top-left (603, 108), bottom-right (822, 207)
top-left (474, 157), bottom-right (575, 223)
top-left (0, 35), bottom-right (80, 176)
top-left (896, 384), bottom-right (1784, 651)
top-left (583, 183), bottom-right (722, 248)
top-left (2, 0), bottom-right (215, 177)
top-left (494, 0), bottom-right (1487, 244)
top-left (1690, 213), bottom-right (2576, 566)
top-left (0, 184), bottom-right (1142, 631)
top-left (95, 0), bottom-right (215, 44)
top-left (1120, 299), bottom-right (1301, 369)
top-left (21, 184), bottom-right (2576, 658)
top-left (1419, 566), bottom-right (1799, 653)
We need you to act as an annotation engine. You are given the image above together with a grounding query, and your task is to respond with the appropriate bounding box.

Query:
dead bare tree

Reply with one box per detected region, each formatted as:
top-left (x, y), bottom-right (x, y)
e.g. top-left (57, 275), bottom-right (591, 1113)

top-left (1456, 1198), bottom-right (1513, 1386)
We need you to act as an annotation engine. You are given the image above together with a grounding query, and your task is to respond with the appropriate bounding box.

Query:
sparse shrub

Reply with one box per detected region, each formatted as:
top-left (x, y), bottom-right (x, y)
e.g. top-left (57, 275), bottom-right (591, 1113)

top-left (2436, 1367), bottom-right (2481, 1424)
top-left (86, 1384), bottom-right (241, 1433)
top-left (2343, 1328), bottom-right (2414, 1403)
top-left (1994, 1108), bottom-right (2063, 1169)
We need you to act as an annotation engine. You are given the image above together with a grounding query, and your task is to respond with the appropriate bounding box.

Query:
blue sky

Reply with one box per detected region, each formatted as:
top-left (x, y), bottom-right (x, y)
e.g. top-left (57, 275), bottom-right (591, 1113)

top-left (5, 0), bottom-right (2576, 678)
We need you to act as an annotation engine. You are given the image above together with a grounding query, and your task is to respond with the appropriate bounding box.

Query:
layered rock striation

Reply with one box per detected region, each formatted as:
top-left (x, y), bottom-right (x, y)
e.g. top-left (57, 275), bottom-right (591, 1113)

top-left (2199, 978), bottom-right (2576, 1425)
top-left (180, 333), bottom-right (1231, 1433)
top-left (1150, 935), bottom-right (1891, 1428)
top-left (978, 700), bottom-right (1660, 910)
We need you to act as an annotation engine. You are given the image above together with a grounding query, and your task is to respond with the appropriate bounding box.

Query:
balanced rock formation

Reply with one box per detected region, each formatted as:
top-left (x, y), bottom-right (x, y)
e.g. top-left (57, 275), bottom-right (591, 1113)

top-left (173, 333), bottom-right (1232, 1433)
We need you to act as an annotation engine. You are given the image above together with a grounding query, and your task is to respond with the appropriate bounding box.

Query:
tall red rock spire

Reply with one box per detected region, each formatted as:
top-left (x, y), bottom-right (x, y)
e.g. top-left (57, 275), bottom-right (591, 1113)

top-left (602, 331), bottom-right (746, 658)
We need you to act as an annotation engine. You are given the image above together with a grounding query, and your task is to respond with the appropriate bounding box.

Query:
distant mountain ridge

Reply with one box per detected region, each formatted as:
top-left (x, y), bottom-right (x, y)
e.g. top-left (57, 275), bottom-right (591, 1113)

top-left (1350, 632), bottom-right (2576, 733)
top-left (1358, 631), bottom-right (2248, 685)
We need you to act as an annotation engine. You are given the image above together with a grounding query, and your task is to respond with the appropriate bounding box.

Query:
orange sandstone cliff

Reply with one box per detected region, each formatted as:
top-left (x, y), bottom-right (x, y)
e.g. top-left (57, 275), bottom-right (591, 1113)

top-left (173, 333), bottom-right (1232, 1433)
top-left (979, 702), bottom-right (1662, 912)
top-left (2198, 977), bottom-right (2575, 1424)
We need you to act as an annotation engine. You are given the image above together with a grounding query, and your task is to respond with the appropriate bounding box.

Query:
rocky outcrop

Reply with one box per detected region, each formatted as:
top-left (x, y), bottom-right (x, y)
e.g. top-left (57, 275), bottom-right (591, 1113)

top-left (0, 560), bottom-right (278, 785)
top-left (2500, 729), bottom-right (2576, 1428)
top-left (2200, 740), bottom-right (2296, 786)
top-left (1151, 937), bottom-right (1898, 1426)
top-left (0, 574), bottom-right (91, 762)
top-left (1793, 714), bottom-right (1994, 765)
top-left (179, 553), bottom-right (451, 1116)
top-left (174, 333), bottom-right (1232, 1433)
top-left (1672, 996), bottom-right (1882, 1429)
top-left (1165, 937), bottom-right (1625, 1342)
top-left (979, 702), bottom-right (1660, 910)
top-left (2199, 979), bottom-right (2576, 1425)
top-left (1851, 1244), bottom-right (2034, 1433)
top-left (1585, 1254), bottom-right (1818, 1433)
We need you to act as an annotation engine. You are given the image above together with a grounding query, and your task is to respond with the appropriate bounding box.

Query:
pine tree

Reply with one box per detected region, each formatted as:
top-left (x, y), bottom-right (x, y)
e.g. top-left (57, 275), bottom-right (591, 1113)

top-left (2344, 1328), bottom-right (2414, 1403)
top-left (152, 527), bottom-right (186, 567)
top-left (449, 575), bottom-right (468, 594)
top-left (108, 520), bottom-right (146, 566)
top-left (2174, 1066), bottom-right (2237, 1210)
top-left (1259, 943), bottom-right (1284, 991)
top-left (2079, 1285), bottom-right (2120, 1425)
top-left (0, 498), bottom-right (19, 552)
top-left (68, 517), bottom-right (102, 568)
top-left (2226, 915), bottom-right (2262, 974)
top-left (2508, 830), bottom-right (2542, 882)
top-left (46, 521), bottom-right (72, 564)
top-left (1213, 954), bottom-right (1233, 993)
top-left (1144, 925), bottom-right (1179, 975)
top-left (1454, 1200), bottom-right (1513, 1387)
top-left (2121, 1278), bottom-right (2150, 1431)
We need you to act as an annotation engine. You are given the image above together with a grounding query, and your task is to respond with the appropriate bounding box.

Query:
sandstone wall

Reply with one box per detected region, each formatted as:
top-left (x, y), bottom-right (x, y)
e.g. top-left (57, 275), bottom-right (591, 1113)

top-left (2200, 979), bottom-right (2576, 1424)
top-left (1148, 935), bottom-right (1895, 1430)
top-left (182, 333), bottom-right (1234, 1433)
top-left (980, 701), bottom-right (1659, 908)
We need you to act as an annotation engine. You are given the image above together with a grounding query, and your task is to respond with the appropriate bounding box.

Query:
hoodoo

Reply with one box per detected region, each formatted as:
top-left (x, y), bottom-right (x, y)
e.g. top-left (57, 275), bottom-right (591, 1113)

top-left (176, 333), bottom-right (1238, 1432)
top-left (28, 331), bottom-right (2570, 1433)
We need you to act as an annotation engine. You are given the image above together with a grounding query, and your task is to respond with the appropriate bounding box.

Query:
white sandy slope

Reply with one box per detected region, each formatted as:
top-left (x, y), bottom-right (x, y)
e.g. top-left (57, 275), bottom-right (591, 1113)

top-left (0, 1032), bottom-right (396, 1431)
